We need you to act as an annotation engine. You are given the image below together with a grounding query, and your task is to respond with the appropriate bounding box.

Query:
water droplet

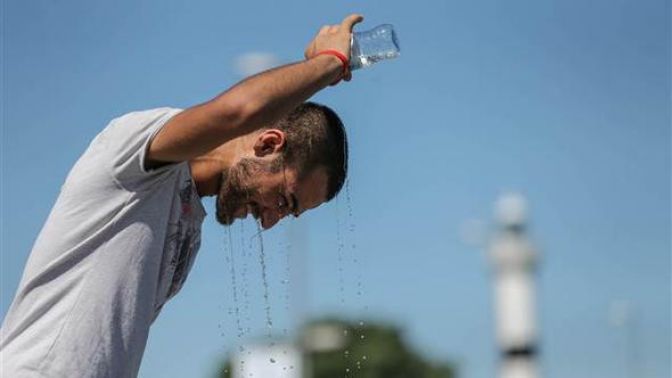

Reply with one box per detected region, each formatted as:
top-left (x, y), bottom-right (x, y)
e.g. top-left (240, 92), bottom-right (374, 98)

top-left (362, 355), bottom-right (367, 360)
top-left (360, 334), bottom-right (365, 339)
top-left (225, 228), bottom-right (244, 340)
top-left (270, 358), bottom-right (276, 363)
top-left (255, 220), bottom-right (273, 339)
top-left (359, 321), bottom-right (364, 326)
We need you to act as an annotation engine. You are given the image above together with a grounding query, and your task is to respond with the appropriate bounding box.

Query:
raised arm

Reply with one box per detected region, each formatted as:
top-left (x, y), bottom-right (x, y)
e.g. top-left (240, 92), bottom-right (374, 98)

top-left (147, 14), bottom-right (363, 166)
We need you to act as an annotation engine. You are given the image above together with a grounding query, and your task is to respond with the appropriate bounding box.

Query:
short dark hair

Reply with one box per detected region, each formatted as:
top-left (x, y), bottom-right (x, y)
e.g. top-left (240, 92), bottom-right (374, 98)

top-left (272, 102), bottom-right (348, 201)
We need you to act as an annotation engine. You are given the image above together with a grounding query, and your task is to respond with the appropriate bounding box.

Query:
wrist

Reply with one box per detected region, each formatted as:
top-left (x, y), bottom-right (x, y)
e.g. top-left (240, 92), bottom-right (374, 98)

top-left (313, 50), bottom-right (350, 85)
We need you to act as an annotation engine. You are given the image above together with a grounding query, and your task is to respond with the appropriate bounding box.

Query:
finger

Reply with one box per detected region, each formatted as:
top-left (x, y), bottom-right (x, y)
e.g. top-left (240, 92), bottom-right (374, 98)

top-left (340, 14), bottom-right (364, 32)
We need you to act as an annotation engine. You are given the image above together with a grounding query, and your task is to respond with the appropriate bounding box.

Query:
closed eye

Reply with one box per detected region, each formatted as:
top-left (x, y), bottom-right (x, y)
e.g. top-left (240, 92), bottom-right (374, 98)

top-left (278, 194), bottom-right (288, 209)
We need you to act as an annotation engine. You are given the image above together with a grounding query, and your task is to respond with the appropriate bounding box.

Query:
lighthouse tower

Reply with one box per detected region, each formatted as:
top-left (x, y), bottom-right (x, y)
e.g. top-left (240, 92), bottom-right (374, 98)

top-left (489, 193), bottom-right (541, 378)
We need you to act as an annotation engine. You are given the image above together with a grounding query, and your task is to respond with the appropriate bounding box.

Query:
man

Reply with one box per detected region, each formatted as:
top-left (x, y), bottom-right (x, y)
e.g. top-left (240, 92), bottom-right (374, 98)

top-left (1, 14), bottom-right (363, 377)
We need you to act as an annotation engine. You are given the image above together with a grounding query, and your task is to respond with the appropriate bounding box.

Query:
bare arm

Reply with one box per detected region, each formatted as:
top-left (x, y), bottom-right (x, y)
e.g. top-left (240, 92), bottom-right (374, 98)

top-left (147, 14), bottom-right (363, 165)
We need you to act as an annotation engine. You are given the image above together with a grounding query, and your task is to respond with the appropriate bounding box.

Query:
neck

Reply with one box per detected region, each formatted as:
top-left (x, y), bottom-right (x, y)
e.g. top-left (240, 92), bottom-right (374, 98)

top-left (189, 139), bottom-right (244, 197)
top-left (189, 157), bottom-right (225, 197)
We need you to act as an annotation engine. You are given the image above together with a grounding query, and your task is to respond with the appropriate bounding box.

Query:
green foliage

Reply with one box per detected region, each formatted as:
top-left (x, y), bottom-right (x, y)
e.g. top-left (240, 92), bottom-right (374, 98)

top-left (308, 319), bottom-right (455, 378)
top-left (217, 360), bottom-right (232, 378)
top-left (215, 319), bottom-right (456, 378)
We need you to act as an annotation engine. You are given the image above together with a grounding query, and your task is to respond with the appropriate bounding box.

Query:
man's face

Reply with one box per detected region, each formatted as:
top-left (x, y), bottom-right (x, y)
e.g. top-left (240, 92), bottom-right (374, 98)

top-left (215, 157), bottom-right (329, 229)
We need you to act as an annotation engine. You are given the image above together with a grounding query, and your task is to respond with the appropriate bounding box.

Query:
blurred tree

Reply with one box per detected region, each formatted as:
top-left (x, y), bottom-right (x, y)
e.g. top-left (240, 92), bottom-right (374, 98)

top-left (216, 319), bottom-right (456, 378)
top-left (306, 319), bottom-right (455, 378)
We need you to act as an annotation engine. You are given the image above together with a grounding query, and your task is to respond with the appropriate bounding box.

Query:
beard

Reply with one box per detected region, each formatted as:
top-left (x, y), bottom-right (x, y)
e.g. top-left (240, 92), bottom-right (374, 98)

top-left (215, 157), bottom-right (283, 225)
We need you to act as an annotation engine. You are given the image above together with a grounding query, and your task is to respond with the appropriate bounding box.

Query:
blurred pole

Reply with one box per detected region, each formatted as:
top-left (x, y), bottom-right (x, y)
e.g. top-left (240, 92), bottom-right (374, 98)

top-left (286, 220), bottom-right (310, 334)
top-left (286, 219), bottom-right (311, 377)
top-left (488, 193), bottom-right (541, 378)
top-left (609, 300), bottom-right (640, 378)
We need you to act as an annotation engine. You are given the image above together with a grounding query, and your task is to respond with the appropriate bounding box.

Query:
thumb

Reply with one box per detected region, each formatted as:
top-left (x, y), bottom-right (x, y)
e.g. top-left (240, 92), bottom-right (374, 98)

top-left (340, 14), bottom-right (364, 32)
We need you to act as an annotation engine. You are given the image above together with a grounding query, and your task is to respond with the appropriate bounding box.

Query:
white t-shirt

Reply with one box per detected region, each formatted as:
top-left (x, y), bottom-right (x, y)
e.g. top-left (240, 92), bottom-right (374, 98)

top-left (1, 108), bottom-right (207, 377)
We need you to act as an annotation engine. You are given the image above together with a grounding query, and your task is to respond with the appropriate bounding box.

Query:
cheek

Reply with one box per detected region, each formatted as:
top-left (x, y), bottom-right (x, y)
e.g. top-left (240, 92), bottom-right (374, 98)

top-left (237, 175), bottom-right (262, 200)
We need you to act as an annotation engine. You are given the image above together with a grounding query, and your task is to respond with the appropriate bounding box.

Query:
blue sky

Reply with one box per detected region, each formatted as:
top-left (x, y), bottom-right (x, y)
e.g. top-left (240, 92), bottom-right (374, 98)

top-left (2, 0), bottom-right (670, 377)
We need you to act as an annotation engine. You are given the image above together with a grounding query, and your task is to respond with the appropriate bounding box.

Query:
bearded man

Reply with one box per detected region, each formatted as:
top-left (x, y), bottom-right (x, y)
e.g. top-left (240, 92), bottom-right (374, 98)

top-left (1, 14), bottom-right (363, 377)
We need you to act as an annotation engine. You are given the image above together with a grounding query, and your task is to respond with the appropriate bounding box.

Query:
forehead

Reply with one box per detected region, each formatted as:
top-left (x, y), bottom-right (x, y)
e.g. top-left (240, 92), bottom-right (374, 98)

top-left (288, 167), bottom-right (329, 213)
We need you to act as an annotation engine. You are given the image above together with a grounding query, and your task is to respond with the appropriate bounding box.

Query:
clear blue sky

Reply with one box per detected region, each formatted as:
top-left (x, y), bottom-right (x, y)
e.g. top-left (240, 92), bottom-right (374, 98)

top-left (2, 1), bottom-right (670, 377)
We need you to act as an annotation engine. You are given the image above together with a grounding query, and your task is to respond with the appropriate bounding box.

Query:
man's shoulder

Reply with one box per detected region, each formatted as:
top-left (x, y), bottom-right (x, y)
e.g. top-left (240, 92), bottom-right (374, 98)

top-left (109, 107), bottom-right (184, 127)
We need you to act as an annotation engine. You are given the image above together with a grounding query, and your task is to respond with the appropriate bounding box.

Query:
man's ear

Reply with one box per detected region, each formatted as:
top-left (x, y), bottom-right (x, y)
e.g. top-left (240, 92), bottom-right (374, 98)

top-left (253, 129), bottom-right (286, 157)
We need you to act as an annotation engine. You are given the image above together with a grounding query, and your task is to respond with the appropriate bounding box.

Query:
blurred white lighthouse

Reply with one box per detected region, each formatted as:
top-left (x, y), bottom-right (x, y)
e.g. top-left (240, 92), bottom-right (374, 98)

top-left (489, 193), bottom-right (541, 378)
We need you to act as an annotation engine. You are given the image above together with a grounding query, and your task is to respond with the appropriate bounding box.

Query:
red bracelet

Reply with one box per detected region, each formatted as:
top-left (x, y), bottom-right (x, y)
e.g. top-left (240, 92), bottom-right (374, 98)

top-left (314, 49), bottom-right (350, 85)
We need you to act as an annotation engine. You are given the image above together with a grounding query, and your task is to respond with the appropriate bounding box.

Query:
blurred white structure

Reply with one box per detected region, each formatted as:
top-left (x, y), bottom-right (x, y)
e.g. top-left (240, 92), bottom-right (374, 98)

top-left (232, 342), bottom-right (302, 378)
top-left (302, 323), bottom-right (347, 353)
top-left (234, 52), bottom-right (280, 77)
top-left (301, 322), bottom-right (347, 378)
top-left (229, 323), bottom-right (346, 378)
top-left (489, 193), bottom-right (541, 378)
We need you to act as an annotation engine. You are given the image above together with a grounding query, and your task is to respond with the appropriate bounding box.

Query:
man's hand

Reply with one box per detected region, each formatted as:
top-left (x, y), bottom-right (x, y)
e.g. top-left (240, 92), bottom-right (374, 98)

top-left (304, 14), bottom-right (364, 81)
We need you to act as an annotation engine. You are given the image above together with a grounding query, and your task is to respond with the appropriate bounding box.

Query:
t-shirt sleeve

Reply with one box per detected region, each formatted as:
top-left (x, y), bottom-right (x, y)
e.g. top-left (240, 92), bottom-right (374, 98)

top-left (97, 107), bottom-right (184, 190)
